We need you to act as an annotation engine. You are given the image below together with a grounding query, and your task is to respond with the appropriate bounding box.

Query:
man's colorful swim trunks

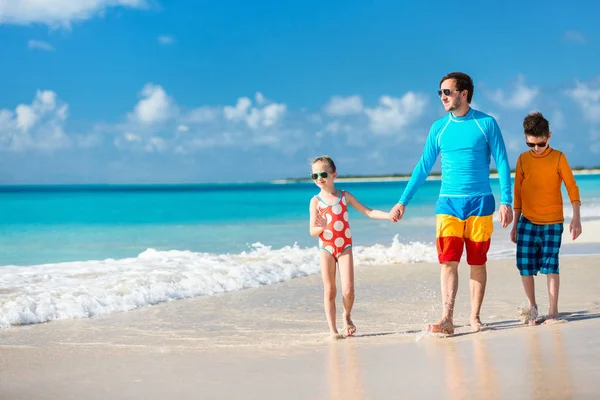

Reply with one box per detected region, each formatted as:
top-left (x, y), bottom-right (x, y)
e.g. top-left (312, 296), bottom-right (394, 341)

top-left (435, 194), bottom-right (495, 265)
top-left (317, 190), bottom-right (353, 261)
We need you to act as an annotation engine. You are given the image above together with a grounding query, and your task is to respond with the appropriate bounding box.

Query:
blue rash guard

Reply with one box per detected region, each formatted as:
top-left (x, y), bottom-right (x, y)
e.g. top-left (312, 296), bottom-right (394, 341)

top-left (399, 108), bottom-right (512, 206)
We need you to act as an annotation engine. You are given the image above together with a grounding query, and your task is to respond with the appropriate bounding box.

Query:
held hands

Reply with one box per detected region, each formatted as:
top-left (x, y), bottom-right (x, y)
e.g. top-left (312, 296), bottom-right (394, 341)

top-left (498, 205), bottom-right (513, 228)
top-left (570, 216), bottom-right (582, 240)
top-left (389, 203), bottom-right (405, 222)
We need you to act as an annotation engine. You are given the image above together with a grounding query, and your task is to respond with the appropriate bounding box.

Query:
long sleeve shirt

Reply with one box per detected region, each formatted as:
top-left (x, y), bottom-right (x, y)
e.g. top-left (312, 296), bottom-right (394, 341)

top-left (399, 108), bottom-right (512, 206)
top-left (514, 147), bottom-right (581, 225)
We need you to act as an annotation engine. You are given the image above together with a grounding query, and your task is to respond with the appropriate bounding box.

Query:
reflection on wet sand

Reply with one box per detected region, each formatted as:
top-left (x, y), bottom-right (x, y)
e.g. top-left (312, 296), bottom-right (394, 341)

top-left (525, 327), bottom-right (573, 399)
top-left (325, 340), bottom-right (366, 400)
top-left (442, 336), bottom-right (500, 400)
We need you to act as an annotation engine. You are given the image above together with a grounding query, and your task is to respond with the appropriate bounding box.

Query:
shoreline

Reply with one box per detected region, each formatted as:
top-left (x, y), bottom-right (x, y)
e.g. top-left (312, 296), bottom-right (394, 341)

top-left (2, 255), bottom-right (600, 399)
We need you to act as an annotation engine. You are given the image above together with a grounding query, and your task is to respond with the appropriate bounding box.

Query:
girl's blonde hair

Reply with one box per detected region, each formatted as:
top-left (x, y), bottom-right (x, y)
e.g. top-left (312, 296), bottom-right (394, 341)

top-left (311, 156), bottom-right (336, 172)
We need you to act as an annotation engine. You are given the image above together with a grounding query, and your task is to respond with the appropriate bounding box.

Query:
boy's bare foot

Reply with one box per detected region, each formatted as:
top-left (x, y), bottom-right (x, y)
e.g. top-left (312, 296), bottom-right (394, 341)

top-left (427, 319), bottom-right (454, 335)
top-left (343, 314), bottom-right (357, 336)
top-left (470, 316), bottom-right (487, 332)
top-left (541, 313), bottom-right (564, 325)
top-left (518, 305), bottom-right (539, 325)
top-left (330, 332), bottom-right (345, 340)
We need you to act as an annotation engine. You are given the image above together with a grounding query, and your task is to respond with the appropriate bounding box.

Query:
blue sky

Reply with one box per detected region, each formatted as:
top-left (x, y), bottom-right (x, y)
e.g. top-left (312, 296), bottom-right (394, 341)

top-left (1, 0), bottom-right (599, 184)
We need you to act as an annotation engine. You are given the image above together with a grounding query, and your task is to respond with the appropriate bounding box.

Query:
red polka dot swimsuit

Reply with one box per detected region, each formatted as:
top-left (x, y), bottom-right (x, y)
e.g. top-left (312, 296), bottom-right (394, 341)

top-left (316, 190), bottom-right (353, 260)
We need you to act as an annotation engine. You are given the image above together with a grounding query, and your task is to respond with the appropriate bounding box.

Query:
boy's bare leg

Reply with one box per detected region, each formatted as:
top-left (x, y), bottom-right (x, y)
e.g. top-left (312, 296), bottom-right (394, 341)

top-left (470, 264), bottom-right (487, 331)
top-left (543, 274), bottom-right (560, 324)
top-left (427, 262), bottom-right (458, 335)
top-left (521, 275), bottom-right (538, 325)
top-left (338, 249), bottom-right (356, 336)
top-left (320, 251), bottom-right (342, 338)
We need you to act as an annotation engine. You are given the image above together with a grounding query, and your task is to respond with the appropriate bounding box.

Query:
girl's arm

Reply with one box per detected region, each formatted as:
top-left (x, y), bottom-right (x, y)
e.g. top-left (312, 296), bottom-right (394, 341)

top-left (345, 191), bottom-right (390, 220)
top-left (309, 197), bottom-right (326, 237)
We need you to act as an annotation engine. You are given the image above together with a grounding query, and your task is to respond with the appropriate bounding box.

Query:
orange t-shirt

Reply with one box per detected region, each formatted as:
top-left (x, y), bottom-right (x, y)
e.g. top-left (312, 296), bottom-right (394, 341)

top-left (514, 147), bottom-right (581, 225)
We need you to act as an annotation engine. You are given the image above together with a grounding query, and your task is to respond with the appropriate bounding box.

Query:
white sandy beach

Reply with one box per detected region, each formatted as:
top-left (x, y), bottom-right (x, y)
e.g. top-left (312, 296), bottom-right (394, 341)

top-left (2, 248), bottom-right (600, 399)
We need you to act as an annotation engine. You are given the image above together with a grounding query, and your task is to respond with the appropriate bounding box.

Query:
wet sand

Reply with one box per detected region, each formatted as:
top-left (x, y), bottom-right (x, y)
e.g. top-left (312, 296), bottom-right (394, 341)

top-left (1, 255), bottom-right (600, 399)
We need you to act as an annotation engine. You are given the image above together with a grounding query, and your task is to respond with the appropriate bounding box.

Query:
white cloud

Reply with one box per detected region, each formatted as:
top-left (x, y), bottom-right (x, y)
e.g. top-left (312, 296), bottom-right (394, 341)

top-left (255, 92), bottom-right (266, 105)
top-left (323, 95), bottom-right (364, 116)
top-left (487, 75), bottom-right (539, 109)
top-left (566, 79), bottom-right (600, 123)
top-left (562, 30), bottom-right (586, 45)
top-left (223, 94), bottom-right (286, 129)
top-left (177, 124), bottom-right (189, 132)
top-left (157, 35), bottom-right (175, 45)
top-left (186, 106), bottom-right (219, 123)
top-left (0, 90), bottom-right (70, 151)
top-left (27, 40), bottom-right (54, 51)
top-left (130, 83), bottom-right (177, 125)
top-left (364, 92), bottom-right (427, 134)
top-left (551, 110), bottom-right (566, 130)
top-left (0, 0), bottom-right (149, 27)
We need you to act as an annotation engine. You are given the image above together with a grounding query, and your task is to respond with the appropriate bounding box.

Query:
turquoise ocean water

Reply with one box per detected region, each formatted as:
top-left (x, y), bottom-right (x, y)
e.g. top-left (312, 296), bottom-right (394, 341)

top-left (1, 174), bottom-right (599, 327)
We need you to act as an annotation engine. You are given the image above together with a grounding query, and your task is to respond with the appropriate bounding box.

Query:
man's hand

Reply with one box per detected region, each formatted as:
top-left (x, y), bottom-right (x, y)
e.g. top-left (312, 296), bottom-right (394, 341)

top-left (498, 204), bottom-right (513, 228)
top-left (570, 217), bottom-right (582, 240)
top-left (390, 203), bottom-right (405, 222)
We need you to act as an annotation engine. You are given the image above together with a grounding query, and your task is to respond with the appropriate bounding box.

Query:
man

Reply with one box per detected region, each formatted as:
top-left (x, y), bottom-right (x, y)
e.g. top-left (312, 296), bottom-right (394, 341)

top-left (390, 72), bottom-right (513, 334)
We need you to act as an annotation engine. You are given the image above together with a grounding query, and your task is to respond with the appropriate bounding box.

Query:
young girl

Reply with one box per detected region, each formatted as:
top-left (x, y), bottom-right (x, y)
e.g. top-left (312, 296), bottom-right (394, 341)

top-left (309, 156), bottom-right (390, 339)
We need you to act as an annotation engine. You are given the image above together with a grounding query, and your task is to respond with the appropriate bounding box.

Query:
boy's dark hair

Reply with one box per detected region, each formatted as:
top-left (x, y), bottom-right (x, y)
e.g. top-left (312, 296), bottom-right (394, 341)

top-left (523, 112), bottom-right (550, 137)
top-left (440, 72), bottom-right (474, 103)
top-left (311, 156), bottom-right (337, 172)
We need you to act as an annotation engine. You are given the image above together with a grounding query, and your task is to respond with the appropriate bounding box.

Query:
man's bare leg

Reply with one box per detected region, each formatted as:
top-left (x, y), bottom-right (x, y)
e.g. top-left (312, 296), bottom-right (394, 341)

top-left (469, 264), bottom-right (487, 331)
top-left (521, 275), bottom-right (538, 325)
top-left (338, 249), bottom-right (356, 336)
top-left (428, 262), bottom-right (458, 335)
top-left (542, 274), bottom-right (560, 325)
top-left (320, 251), bottom-right (342, 338)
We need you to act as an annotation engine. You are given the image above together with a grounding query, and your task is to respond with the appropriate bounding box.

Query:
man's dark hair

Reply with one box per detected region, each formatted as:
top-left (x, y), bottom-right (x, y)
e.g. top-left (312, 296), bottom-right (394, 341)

top-left (440, 72), bottom-right (474, 103)
top-left (523, 111), bottom-right (550, 137)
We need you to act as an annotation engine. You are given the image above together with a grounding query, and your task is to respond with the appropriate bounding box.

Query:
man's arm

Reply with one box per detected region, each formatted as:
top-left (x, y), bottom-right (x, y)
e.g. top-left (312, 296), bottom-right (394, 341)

top-left (397, 124), bottom-right (441, 206)
top-left (487, 117), bottom-right (512, 206)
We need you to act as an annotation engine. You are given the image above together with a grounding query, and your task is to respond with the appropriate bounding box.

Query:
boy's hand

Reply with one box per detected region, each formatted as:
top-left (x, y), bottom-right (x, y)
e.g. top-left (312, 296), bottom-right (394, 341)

top-left (570, 217), bottom-right (582, 240)
top-left (510, 227), bottom-right (517, 244)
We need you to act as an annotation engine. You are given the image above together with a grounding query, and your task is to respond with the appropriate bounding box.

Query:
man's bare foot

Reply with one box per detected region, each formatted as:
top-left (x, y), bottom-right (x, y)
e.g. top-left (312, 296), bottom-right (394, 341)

top-left (343, 314), bottom-right (357, 336)
top-left (427, 320), bottom-right (454, 335)
top-left (471, 316), bottom-right (487, 332)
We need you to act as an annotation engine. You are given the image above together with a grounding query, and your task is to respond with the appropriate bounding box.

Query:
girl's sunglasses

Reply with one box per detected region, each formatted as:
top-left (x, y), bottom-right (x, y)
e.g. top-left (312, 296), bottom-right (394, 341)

top-left (311, 172), bottom-right (329, 180)
top-left (526, 141), bottom-right (547, 148)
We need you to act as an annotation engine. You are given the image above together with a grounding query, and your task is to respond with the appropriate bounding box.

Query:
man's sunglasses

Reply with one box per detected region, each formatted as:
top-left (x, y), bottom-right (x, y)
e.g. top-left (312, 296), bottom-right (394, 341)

top-left (311, 172), bottom-right (329, 180)
top-left (437, 89), bottom-right (460, 97)
top-left (526, 141), bottom-right (547, 148)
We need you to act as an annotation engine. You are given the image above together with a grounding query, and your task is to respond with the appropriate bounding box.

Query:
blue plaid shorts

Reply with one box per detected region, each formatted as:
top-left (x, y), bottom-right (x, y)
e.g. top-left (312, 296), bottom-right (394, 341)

top-left (516, 216), bottom-right (564, 276)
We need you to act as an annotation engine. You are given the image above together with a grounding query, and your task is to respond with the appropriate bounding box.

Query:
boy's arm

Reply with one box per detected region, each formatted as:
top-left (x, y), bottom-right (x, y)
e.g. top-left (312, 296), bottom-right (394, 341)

top-left (510, 156), bottom-right (524, 243)
top-left (558, 153), bottom-right (581, 206)
top-left (558, 154), bottom-right (582, 240)
top-left (346, 191), bottom-right (390, 220)
top-left (398, 124), bottom-right (441, 206)
top-left (309, 197), bottom-right (325, 237)
top-left (488, 118), bottom-right (513, 206)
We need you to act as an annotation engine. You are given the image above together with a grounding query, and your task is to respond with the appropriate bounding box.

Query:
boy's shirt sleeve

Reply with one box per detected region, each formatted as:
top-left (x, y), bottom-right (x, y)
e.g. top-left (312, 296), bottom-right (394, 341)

top-left (558, 153), bottom-right (581, 205)
top-left (487, 118), bottom-right (513, 206)
top-left (513, 154), bottom-right (523, 211)
top-left (398, 124), bottom-right (440, 206)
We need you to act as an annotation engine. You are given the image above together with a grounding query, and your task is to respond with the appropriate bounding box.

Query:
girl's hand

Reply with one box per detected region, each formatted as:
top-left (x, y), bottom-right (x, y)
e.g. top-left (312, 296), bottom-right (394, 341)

top-left (315, 209), bottom-right (327, 228)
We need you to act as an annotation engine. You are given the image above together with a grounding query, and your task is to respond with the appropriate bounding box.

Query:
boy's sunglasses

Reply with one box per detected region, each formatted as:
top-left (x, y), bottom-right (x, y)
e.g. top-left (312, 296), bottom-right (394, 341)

top-left (526, 141), bottom-right (547, 148)
top-left (437, 89), bottom-right (460, 97)
top-left (311, 172), bottom-right (329, 180)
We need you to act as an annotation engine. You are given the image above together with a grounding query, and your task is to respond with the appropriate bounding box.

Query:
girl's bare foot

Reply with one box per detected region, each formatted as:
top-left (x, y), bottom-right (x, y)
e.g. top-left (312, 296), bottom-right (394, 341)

top-left (343, 313), bottom-right (357, 336)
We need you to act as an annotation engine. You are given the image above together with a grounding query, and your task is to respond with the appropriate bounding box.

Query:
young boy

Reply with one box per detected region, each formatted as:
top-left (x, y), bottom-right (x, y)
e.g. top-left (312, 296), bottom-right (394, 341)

top-left (511, 111), bottom-right (582, 325)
